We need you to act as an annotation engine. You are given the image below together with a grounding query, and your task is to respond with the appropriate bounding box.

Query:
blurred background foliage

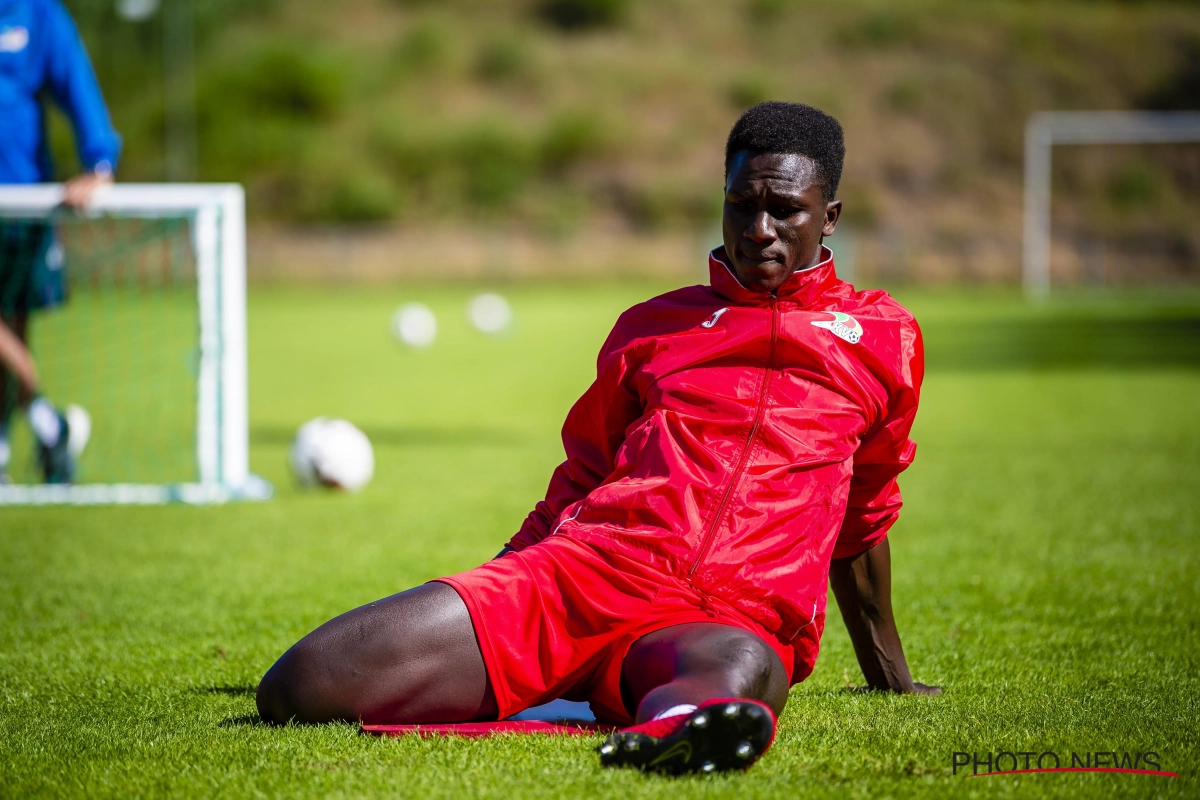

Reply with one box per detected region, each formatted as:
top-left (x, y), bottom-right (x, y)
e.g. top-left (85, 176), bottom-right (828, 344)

top-left (44, 0), bottom-right (1200, 277)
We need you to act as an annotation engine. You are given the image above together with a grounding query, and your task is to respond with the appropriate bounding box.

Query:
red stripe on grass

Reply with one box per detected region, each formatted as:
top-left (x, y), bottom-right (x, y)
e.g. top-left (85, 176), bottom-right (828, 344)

top-left (969, 768), bottom-right (1178, 778)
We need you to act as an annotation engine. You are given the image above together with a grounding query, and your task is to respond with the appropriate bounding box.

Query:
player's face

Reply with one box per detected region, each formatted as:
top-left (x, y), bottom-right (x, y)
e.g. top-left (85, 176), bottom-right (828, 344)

top-left (722, 152), bottom-right (841, 294)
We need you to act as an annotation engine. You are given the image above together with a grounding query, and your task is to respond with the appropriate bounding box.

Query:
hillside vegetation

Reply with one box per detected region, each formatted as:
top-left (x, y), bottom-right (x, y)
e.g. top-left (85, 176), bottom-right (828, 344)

top-left (55, 0), bottom-right (1200, 282)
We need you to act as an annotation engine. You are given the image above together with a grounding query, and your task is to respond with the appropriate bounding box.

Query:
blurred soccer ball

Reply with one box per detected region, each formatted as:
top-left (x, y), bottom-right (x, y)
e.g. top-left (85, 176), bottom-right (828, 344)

top-left (116, 0), bottom-right (159, 22)
top-left (65, 404), bottom-right (91, 460)
top-left (467, 293), bottom-right (513, 335)
top-left (390, 303), bottom-right (438, 348)
top-left (290, 418), bottom-right (375, 492)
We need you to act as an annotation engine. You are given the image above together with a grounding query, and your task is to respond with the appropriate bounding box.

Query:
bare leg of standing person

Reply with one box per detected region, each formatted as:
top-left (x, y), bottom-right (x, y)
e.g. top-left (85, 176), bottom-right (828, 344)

top-left (0, 314), bottom-right (33, 480)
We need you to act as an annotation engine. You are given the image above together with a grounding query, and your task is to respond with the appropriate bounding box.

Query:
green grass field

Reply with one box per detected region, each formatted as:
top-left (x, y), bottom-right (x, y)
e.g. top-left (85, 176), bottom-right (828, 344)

top-left (2, 283), bottom-right (1198, 798)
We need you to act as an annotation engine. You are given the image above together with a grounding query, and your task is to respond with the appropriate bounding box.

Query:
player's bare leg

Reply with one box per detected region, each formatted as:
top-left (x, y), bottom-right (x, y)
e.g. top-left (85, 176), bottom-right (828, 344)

top-left (599, 622), bottom-right (787, 773)
top-left (0, 313), bottom-right (87, 483)
top-left (256, 582), bottom-right (496, 725)
top-left (0, 314), bottom-right (34, 407)
top-left (0, 314), bottom-right (33, 481)
top-left (622, 622), bottom-right (788, 721)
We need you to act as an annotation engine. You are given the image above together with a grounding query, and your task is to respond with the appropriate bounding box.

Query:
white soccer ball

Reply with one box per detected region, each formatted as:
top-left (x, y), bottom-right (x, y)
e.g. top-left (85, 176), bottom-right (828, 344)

top-left (116, 0), bottom-right (159, 22)
top-left (467, 293), bottom-right (513, 336)
top-left (290, 418), bottom-right (375, 492)
top-left (390, 302), bottom-right (438, 348)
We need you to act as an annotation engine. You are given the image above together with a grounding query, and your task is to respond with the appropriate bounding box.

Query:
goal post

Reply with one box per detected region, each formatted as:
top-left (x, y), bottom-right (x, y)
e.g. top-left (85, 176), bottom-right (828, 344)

top-left (0, 183), bottom-right (268, 505)
top-left (1023, 111), bottom-right (1200, 300)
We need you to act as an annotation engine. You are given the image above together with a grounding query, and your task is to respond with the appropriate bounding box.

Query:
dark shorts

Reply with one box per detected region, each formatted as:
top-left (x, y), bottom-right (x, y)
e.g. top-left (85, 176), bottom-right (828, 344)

top-left (0, 222), bottom-right (67, 316)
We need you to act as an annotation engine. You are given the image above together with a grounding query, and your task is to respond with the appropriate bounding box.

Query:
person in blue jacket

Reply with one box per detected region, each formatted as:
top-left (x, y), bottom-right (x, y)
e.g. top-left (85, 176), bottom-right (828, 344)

top-left (0, 0), bottom-right (120, 483)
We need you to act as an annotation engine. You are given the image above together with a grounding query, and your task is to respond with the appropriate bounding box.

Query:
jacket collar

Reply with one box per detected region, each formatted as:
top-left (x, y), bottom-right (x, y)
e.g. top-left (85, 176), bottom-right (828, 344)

top-left (708, 245), bottom-right (838, 308)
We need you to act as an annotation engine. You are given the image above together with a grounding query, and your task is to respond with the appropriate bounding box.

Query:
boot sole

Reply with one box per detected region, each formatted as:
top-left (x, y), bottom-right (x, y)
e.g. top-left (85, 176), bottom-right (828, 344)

top-left (597, 701), bottom-right (774, 775)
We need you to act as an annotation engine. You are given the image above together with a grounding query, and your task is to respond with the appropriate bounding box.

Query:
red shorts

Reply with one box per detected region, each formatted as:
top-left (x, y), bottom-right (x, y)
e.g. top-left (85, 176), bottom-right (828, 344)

top-left (436, 536), bottom-right (794, 725)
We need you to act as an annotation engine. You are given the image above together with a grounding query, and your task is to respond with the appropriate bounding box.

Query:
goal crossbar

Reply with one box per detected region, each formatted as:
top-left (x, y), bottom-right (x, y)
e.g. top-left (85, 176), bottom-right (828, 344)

top-left (0, 183), bottom-right (267, 505)
top-left (1023, 111), bottom-right (1200, 299)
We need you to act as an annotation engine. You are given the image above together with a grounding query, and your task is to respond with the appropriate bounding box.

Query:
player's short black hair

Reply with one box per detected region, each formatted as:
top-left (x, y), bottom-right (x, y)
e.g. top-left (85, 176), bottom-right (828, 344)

top-left (724, 102), bottom-right (845, 200)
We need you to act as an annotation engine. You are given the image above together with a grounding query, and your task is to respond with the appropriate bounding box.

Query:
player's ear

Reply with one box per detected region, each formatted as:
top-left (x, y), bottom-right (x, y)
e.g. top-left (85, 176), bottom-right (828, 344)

top-left (822, 199), bottom-right (842, 237)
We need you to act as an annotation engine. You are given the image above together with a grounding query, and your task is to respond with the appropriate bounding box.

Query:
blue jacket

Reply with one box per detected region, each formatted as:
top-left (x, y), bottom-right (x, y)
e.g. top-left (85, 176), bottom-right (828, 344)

top-left (0, 0), bottom-right (121, 183)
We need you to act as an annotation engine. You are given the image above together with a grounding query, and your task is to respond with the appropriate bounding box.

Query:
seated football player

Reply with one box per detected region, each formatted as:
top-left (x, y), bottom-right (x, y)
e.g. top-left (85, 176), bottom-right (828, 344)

top-left (257, 101), bottom-right (940, 774)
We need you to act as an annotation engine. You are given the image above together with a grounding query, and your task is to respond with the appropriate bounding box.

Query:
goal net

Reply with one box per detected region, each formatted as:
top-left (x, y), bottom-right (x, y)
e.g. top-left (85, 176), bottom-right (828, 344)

top-left (1024, 111), bottom-right (1200, 299)
top-left (0, 184), bottom-right (267, 504)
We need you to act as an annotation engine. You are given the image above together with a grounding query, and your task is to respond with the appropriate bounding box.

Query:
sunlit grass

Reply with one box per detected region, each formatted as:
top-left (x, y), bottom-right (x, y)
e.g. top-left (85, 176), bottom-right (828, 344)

top-left (1, 285), bottom-right (1197, 798)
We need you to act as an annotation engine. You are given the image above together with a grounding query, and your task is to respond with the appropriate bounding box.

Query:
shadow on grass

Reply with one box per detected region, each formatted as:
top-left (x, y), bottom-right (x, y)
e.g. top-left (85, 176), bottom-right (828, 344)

top-left (923, 313), bottom-right (1200, 371)
top-left (787, 687), bottom-right (939, 698)
top-left (251, 426), bottom-right (524, 448)
top-left (194, 685), bottom-right (257, 697)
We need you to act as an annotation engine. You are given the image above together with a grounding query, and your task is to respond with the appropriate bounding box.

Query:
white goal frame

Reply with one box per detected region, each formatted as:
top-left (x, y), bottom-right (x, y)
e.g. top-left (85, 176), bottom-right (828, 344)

top-left (0, 183), bottom-right (267, 505)
top-left (1023, 111), bottom-right (1200, 300)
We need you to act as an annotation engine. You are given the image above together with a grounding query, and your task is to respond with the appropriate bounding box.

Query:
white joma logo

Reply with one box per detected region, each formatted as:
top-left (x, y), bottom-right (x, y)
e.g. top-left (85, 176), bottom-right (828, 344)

top-left (701, 308), bottom-right (729, 329)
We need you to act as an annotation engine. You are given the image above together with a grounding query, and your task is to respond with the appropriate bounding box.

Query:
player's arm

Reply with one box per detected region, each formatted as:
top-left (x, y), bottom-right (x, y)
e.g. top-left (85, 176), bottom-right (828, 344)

top-left (830, 315), bottom-right (937, 693)
top-left (505, 320), bottom-right (643, 552)
top-left (829, 540), bottom-right (938, 694)
top-left (42, 0), bottom-right (121, 208)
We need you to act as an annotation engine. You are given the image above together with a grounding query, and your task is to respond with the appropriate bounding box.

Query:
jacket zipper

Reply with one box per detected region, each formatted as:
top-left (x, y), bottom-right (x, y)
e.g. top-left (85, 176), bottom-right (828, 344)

top-left (688, 296), bottom-right (779, 579)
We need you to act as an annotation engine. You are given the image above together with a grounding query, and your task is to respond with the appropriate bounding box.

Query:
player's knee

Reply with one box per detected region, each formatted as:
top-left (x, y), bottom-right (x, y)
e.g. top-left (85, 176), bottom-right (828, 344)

top-left (719, 634), bottom-right (787, 710)
top-left (255, 650), bottom-right (300, 725)
top-left (255, 642), bottom-right (330, 725)
top-left (255, 669), bottom-right (289, 725)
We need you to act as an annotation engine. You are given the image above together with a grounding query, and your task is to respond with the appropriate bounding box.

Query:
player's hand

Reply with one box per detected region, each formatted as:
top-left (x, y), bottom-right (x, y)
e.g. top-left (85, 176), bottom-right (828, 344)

top-left (848, 681), bottom-right (942, 695)
top-left (63, 169), bottom-right (113, 209)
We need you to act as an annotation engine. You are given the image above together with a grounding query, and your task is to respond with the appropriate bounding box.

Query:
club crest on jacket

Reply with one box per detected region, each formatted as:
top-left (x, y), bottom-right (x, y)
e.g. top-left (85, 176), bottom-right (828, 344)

top-left (811, 311), bottom-right (863, 344)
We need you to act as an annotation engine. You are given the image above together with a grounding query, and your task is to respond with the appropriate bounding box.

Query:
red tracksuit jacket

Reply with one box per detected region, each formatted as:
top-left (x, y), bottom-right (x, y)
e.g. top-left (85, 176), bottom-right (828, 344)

top-left (507, 246), bottom-right (923, 682)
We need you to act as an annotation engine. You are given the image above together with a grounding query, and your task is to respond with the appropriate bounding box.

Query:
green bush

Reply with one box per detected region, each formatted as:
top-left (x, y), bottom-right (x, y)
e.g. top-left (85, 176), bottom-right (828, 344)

top-left (726, 73), bottom-right (776, 110)
top-left (395, 19), bottom-right (454, 75)
top-left (1108, 161), bottom-right (1163, 210)
top-left (66, 0), bottom-right (1200, 233)
top-left (1137, 40), bottom-right (1200, 110)
top-left (743, 0), bottom-right (810, 26)
top-left (835, 11), bottom-right (923, 49)
top-left (474, 31), bottom-right (534, 82)
top-left (886, 78), bottom-right (922, 112)
top-left (326, 171), bottom-right (402, 222)
top-left (456, 123), bottom-right (536, 209)
top-left (535, 0), bottom-right (629, 31)
top-left (539, 111), bottom-right (607, 172)
top-left (372, 111), bottom-right (612, 217)
top-left (372, 119), bottom-right (533, 213)
top-left (624, 183), bottom-right (721, 230)
top-left (199, 44), bottom-right (343, 122)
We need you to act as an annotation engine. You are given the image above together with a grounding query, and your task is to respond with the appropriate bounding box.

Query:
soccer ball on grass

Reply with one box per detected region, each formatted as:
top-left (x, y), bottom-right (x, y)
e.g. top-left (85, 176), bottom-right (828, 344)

top-left (390, 303), bottom-right (438, 348)
top-left (290, 418), bottom-right (375, 492)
